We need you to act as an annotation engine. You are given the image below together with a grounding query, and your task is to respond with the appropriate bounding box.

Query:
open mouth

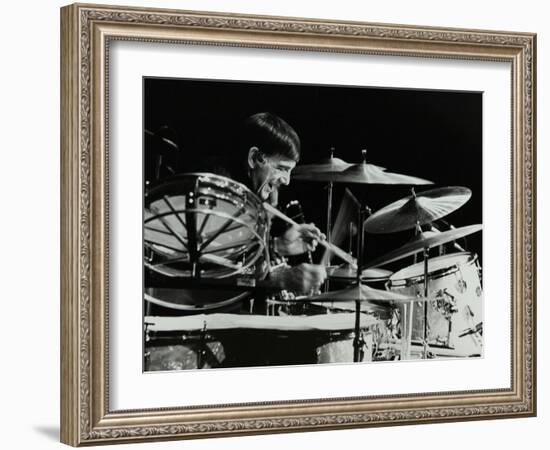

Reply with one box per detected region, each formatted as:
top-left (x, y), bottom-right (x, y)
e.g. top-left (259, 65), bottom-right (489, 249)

top-left (260, 182), bottom-right (275, 199)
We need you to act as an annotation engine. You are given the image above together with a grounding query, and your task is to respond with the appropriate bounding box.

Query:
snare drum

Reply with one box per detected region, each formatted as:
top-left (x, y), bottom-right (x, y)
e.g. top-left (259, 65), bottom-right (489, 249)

top-left (387, 252), bottom-right (483, 357)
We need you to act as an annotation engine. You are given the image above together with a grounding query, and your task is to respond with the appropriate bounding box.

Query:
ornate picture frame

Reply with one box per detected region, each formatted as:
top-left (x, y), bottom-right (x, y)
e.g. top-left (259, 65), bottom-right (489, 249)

top-left (60, 3), bottom-right (536, 446)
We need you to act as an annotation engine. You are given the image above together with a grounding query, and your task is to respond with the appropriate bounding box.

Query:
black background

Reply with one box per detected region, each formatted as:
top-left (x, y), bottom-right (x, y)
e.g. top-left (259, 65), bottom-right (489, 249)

top-left (144, 77), bottom-right (482, 270)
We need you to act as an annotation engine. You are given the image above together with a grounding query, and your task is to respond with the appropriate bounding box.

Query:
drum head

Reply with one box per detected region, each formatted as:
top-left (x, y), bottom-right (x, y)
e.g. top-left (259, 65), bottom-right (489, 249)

top-left (145, 288), bottom-right (249, 312)
top-left (390, 252), bottom-right (474, 283)
top-left (144, 173), bottom-right (268, 279)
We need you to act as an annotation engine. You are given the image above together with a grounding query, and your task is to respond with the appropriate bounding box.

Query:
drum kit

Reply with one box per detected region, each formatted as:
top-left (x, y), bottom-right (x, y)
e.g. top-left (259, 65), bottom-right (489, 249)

top-left (144, 148), bottom-right (483, 369)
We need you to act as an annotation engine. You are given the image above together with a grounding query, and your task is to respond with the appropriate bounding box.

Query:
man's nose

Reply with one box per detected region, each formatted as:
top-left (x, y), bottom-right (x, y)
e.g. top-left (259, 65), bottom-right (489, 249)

top-left (279, 173), bottom-right (290, 186)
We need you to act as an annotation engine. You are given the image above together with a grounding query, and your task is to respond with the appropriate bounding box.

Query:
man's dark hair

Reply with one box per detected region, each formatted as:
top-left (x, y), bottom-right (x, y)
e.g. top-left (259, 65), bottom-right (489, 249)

top-left (240, 112), bottom-right (301, 162)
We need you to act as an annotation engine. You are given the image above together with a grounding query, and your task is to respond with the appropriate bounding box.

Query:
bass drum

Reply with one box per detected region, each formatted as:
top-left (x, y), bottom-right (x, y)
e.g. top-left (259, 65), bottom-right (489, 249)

top-left (387, 252), bottom-right (483, 357)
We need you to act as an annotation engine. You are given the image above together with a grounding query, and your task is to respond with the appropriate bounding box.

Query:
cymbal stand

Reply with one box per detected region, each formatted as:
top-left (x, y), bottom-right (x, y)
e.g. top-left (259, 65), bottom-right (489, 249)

top-left (197, 321), bottom-right (208, 369)
top-left (422, 246), bottom-right (432, 359)
top-left (353, 204), bottom-right (370, 362)
top-left (324, 148), bottom-right (338, 291)
top-left (324, 180), bottom-right (334, 293)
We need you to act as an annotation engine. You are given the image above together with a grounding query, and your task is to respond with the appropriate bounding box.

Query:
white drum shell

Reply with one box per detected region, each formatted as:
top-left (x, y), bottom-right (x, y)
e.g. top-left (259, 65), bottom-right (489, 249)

top-left (387, 252), bottom-right (483, 357)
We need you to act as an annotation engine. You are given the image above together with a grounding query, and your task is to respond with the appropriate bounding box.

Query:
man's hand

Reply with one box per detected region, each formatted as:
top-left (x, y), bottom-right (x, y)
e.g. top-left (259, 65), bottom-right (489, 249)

top-left (268, 263), bottom-right (327, 294)
top-left (274, 223), bottom-right (325, 256)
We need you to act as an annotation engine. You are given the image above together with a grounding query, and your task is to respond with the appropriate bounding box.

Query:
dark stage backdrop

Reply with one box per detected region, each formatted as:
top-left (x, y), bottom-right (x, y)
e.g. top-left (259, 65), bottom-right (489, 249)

top-left (144, 77), bottom-right (483, 270)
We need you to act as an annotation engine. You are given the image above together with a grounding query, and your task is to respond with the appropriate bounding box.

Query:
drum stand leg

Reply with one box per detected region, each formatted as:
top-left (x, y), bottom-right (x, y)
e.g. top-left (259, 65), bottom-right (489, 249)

top-left (185, 192), bottom-right (200, 279)
top-left (197, 321), bottom-right (208, 369)
top-left (422, 247), bottom-right (432, 359)
top-left (353, 300), bottom-right (365, 362)
top-left (399, 303), bottom-right (413, 360)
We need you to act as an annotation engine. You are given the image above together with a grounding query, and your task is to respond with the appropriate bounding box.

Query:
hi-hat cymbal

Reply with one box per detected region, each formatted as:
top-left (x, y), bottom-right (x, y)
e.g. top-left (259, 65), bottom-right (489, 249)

top-left (303, 283), bottom-right (420, 303)
top-left (293, 148), bottom-right (353, 177)
top-left (327, 264), bottom-right (393, 281)
top-left (363, 224), bottom-right (483, 269)
top-left (364, 186), bottom-right (472, 234)
top-left (292, 155), bottom-right (352, 176)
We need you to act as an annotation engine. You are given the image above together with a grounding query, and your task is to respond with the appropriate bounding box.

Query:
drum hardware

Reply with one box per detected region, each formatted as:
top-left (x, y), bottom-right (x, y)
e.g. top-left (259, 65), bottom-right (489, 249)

top-left (144, 321), bottom-right (152, 360)
top-left (459, 322), bottom-right (483, 338)
top-left (353, 204), bottom-right (367, 362)
top-left (364, 186), bottom-right (472, 234)
top-left (197, 321), bottom-right (209, 369)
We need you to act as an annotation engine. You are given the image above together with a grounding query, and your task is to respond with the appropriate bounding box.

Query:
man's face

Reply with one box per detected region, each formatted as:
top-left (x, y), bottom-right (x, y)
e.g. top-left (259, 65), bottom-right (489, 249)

top-left (252, 154), bottom-right (297, 201)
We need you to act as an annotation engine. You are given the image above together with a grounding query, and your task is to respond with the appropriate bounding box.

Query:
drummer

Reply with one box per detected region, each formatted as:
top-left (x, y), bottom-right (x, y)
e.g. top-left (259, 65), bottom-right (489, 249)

top-left (214, 112), bottom-right (327, 295)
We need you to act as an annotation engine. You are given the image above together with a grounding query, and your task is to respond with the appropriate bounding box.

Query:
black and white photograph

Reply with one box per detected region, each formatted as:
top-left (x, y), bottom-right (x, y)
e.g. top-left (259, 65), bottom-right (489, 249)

top-left (143, 77), bottom-right (483, 371)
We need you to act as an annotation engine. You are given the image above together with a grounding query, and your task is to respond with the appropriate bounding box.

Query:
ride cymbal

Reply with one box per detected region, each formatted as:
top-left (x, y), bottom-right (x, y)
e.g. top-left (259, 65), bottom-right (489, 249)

top-left (364, 186), bottom-right (472, 234)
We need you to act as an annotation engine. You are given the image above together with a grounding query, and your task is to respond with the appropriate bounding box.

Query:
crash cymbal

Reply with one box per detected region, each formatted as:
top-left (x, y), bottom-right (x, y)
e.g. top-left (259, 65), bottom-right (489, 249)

top-left (364, 186), bottom-right (472, 234)
top-left (295, 150), bottom-right (432, 185)
top-left (303, 283), bottom-right (420, 303)
top-left (363, 224), bottom-right (483, 269)
top-left (327, 263), bottom-right (393, 281)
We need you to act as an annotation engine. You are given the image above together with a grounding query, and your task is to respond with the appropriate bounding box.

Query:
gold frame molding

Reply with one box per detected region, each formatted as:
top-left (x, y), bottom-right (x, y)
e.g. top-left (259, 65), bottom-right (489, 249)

top-left (60, 3), bottom-right (536, 446)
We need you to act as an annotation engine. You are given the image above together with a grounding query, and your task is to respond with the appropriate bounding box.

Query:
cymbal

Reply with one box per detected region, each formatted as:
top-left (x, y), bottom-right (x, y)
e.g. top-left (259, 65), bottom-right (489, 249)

top-left (292, 156), bottom-right (352, 176)
top-left (295, 150), bottom-right (432, 185)
top-left (310, 300), bottom-right (392, 315)
top-left (363, 224), bottom-right (483, 269)
top-left (364, 186), bottom-right (472, 234)
top-left (327, 264), bottom-right (393, 281)
top-left (303, 283), bottom-right (420, 303)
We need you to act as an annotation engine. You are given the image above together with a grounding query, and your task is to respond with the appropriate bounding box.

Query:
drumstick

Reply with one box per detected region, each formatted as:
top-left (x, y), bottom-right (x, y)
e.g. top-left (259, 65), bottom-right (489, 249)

top-left (263, 202), bottom-right (356, 267)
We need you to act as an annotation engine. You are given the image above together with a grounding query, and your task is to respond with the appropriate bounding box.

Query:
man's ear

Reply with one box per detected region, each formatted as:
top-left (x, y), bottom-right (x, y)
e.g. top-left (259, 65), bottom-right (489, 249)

top-left (247, 146), bottom-right (263, 169)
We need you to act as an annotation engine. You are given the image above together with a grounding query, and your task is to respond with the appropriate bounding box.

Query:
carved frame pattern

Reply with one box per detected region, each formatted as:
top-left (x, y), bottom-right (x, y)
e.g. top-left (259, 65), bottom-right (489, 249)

top-left (60, 3), bottom-right (536, 446)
